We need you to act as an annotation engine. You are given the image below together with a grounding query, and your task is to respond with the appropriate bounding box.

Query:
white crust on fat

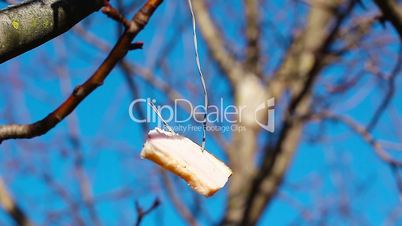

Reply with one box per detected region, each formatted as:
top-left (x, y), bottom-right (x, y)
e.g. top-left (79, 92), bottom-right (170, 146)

top-left (140, 128), bottom-right (232, 197)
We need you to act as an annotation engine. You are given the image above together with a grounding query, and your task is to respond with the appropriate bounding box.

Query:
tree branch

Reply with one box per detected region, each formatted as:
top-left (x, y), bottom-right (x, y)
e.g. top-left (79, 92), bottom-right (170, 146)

top-left (233, 1), bottom-right (358, 225)
top-left (0, 0), bottom-right (164, 143)
top-left (243, 0), bottom-right (261, 76)
top-left (135, 198), bottom-right (160, 226)
top-left (367, 44), bottom-right (402, 131)
top-left (0, 0), bottom-right (104, 63)
top-left (0, 178), bottom-right (34, 226)
top-left (373, 0), bottom-right (402, 40)
top-left (161, 172), bottom-right (200, 226)
top-left (312, 111), bottom-right (402, 167)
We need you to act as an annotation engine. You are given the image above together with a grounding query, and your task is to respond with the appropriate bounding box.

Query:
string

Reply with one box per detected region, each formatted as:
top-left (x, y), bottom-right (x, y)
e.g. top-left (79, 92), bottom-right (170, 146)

top-left (148, 100), bottom-right (175, 134)
top-left (187, 0), bottom-right (208, 152)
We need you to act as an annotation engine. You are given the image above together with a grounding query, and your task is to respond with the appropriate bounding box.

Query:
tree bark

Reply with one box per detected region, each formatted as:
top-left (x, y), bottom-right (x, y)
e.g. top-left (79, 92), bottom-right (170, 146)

top-left (0, 0), bottom-right (103, 63)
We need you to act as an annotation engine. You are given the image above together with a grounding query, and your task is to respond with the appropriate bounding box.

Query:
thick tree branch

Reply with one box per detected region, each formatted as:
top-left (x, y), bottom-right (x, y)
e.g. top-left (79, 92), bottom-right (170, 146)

top-left (0, 0), bottom-right (104, 63)
top-left (219, 2), bottom-right (347, 225)
top-left (0, 0), bottom-right (163, 143)
top-left (220, 2), bottom-right (345, 225)
top-left (374, 0), bottom-right (402, 40)
top-left (224, 1), bottom-right (358, 225)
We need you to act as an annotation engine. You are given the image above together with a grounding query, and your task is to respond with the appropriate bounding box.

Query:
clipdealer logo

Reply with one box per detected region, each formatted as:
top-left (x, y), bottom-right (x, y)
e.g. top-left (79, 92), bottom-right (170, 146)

top-left (128, 98), bottom-right (275, 133)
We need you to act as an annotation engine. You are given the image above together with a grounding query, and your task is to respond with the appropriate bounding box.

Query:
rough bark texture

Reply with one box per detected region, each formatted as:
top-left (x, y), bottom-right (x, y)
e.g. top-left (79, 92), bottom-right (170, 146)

top-left (0, 0), bottom-right (103, 63)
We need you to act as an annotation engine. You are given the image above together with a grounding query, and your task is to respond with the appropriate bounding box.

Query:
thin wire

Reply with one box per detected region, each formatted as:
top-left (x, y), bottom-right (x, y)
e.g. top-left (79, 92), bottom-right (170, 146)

top-left (187, 0), bottom-right (208, 152)
top-left (148, 100), bottom-right (175, 134)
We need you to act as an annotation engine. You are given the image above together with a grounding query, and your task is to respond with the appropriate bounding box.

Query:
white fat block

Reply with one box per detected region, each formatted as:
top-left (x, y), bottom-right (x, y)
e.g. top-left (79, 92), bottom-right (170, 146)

top-left (141, 128), bottom-right (232, 197)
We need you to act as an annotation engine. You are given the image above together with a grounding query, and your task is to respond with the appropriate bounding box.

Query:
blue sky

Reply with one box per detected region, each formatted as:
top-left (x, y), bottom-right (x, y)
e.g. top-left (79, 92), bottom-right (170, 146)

top-left (0, 0), bottom-right (402, 225)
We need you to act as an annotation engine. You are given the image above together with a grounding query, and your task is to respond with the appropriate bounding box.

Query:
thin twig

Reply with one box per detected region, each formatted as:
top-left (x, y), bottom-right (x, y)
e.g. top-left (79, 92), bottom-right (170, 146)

top-left (310, 111), bottom-right (402, 167)
top-left (101, 1), bottom-right (131, 28)
top-left (134, 198), bottom-right (160, 226)
top-left (367, 44), bottom-right (402, 131)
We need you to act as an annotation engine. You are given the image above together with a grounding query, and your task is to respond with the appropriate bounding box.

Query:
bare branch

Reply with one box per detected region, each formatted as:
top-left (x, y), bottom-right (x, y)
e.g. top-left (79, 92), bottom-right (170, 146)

top-left (367, 45), bottom-right (402, 131)
top-left (231, 1), bottom-right (359, 225)
top-left (244, 0), bottom-right (262, 76)
top-left (311, 111), bottom-right (402, 167)
top-left (0, 0), bottom-right (104, 63)
top-left (0, 0), bottom-right (164, 143)
top-left (0, 178), bottom-right (34, 226)
top-left (54, 44), bottom-right (101, 226)
top-left (161, 172), bottom-right (200, 226)
top-left (135, 198), bottom-right (160, 226)
top-left (72, 23), bottom-right (230, 150)
top-left (374, 0), bottom-right (402, 40)
top-left (102, 1), bottom-right (131, 28)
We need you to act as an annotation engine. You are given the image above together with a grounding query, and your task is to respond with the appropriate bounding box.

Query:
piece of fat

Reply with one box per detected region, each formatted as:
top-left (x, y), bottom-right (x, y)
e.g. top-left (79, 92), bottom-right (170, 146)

top-left (140, 128), bottom-right (232, 197)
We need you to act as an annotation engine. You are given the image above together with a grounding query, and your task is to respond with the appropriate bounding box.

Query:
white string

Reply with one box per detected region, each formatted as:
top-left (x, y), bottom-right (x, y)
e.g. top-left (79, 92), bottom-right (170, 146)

top-left (148, 100), bottom-right (175, 134)
top-left (187, 0), bottom-right (208, 152)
